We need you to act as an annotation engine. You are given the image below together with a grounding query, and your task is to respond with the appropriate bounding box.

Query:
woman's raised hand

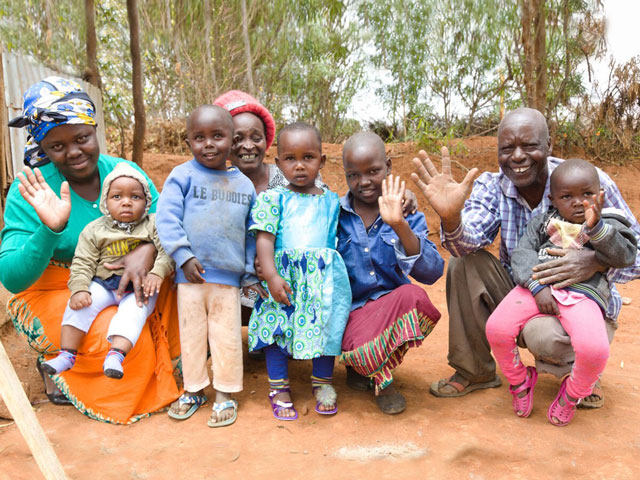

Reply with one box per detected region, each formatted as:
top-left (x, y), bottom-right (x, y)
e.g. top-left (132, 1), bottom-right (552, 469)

top-left (17, 167), bottom-right (71, 233)
top-left (379, 174), bottom-right (406, 227)
top-left (410, 147), bottom-right (479, 231)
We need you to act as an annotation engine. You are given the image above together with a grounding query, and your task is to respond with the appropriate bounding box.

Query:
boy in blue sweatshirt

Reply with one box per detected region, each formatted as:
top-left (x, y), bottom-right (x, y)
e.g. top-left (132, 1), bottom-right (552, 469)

top-left (156, 105), bottom-right (258, 427)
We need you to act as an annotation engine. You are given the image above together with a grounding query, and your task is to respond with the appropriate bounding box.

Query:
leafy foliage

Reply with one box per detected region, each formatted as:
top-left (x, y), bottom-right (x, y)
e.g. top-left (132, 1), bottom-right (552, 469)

top-left (0, 0), bottom-right (638, 162)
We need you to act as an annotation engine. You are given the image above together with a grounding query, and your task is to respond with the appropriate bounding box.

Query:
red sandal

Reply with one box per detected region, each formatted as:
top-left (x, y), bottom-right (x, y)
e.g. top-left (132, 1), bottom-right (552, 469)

top-left (509, 366), bottom-right (538, 418)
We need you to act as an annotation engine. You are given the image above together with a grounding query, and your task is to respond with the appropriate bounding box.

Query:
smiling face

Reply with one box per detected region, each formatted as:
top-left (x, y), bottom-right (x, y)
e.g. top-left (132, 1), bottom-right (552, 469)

top-left (185, 105), bottom-right (234, 170)
top-left (275, 128), bottom-right (325, 193)
top-left (497, 109), bottom-right (550, 193)
top-left (549, 162), bottom-right (600, 224)
top-left (342, 133), bottom-right (391, 207)
top-left (230, 112), bottom-right (267, 174)
top-left (39, 124), bottom-right (100, 183)
top-left (106, 176), bottom-right (147, 223)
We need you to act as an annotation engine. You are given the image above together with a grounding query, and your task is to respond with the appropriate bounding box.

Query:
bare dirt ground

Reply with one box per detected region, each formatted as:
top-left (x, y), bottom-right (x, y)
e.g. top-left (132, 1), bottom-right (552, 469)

top-left (2, 138), bottom-right (640, 479)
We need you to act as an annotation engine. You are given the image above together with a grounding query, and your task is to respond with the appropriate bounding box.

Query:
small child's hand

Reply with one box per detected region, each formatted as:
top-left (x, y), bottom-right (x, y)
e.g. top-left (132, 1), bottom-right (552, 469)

top-left (243, 282), bottom-right (269, 299)
top-left (534, 287), bottom-right (559, 316)
top-left (266, 275), bottom-right (293, 306)
top-left (379, 174), bottom-right (407, 227)
top-left (143, 273), bottom-right (163, 299)
top-left (70, 291), bottom-right (92, 310)
top-left (401, 188), bottom-right (418, 217)
top-left (183, 257), bottom-right (205, 284)
top-left (584, 190), bottom-right (605, 228)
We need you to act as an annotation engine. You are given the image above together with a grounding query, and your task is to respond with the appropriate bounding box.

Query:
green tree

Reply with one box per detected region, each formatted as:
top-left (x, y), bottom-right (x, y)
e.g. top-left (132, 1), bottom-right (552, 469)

top-left (513, 0), bottom-right (605, 118)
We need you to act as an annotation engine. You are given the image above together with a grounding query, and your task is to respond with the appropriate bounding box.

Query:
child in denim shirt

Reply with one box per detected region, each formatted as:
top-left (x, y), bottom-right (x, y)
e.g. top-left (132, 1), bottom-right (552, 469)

top-left (337, 132), bottom-right (444, 414)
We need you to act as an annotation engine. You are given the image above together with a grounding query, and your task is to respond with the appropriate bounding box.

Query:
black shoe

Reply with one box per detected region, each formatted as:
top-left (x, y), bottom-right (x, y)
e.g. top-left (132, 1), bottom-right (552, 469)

top-left (36, 359), bottom-right (72, 405)
top-left (104, 368), bottom-right (124, 379)
top-left (345, 366), bottom-right (372, 391)
top-left (375, 390), bottom-right (406, 415)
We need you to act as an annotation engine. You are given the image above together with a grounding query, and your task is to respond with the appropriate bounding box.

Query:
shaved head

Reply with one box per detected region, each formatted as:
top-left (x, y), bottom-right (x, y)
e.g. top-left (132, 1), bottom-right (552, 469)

top-left (186, 104), bottom-right (234, 133)
top-left (342, 131), bottom-right (386, 162)
top-left (342, 131), bottom-right (391, 206)
top-left (498, 107), bottom-right (549, 145)
top-left (550, 158), bottom-right (599, 194)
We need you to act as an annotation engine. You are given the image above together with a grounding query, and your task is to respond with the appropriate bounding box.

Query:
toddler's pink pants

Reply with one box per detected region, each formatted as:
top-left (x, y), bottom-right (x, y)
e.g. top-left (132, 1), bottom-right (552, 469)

top-left (486, 286), bottom-right (609, 399)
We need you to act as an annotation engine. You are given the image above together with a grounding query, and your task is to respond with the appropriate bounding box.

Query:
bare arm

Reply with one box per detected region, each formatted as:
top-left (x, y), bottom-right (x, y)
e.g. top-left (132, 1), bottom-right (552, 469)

top-left (256, 231), bottom-right (292, 305)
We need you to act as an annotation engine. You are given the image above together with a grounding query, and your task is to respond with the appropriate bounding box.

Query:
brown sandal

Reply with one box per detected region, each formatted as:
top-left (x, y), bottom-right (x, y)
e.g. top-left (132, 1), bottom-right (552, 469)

top-left (429, 373), bottom-right (502, 398)
top-left (577, 381), bottom-right (604, 409)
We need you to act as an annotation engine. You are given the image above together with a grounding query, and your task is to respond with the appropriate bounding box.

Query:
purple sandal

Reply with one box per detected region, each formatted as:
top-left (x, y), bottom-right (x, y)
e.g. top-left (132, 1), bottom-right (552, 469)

top-left (509, 366), bottom-right (538, 418)
top-left (268, 389), bottom-right (298, 421)
top-left (548, 376), bottom-right (579, 426)
top-left (313, 384), bottom-right (338, 415)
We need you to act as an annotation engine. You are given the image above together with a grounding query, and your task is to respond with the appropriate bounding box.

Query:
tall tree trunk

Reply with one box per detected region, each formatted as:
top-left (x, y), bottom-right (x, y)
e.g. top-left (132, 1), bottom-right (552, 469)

top-left (127, 0), bottom-right (145, 167)
top-left (203, 0), bottom-right (219, 98)
top-left (213, 0), bottom-right (223, 93)
top-left (84, 0), bottom-right (102, 89)
top-left (533, 0), bottom-right (546, 112)
top-left (520, 0), bottom-right (546, 113)
top-left (241, 0), bottom-right (255, 95)
top-left (168, 0), bottom-right (186, 114)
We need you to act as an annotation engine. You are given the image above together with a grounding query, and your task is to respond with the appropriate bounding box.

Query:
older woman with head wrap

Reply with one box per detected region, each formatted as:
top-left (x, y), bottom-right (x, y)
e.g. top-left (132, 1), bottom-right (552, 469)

top-left (213, 91), bottom-right (327, 327)
top-left (0, 77), bottom-right (181, 424)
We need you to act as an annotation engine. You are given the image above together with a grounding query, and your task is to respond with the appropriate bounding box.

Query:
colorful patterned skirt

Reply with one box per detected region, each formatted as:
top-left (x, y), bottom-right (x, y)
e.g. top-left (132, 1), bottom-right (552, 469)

top-left (7, 262), bottom-right (181, 424)
top-left (339, 284), bottom-right (440, 393)
top-left (248, 247), bottom-right (351, 359)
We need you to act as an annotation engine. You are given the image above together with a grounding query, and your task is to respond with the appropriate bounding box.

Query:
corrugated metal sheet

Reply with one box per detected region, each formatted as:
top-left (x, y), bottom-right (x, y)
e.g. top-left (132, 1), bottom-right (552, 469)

top-left (2, 51), bottom-right (107, 183)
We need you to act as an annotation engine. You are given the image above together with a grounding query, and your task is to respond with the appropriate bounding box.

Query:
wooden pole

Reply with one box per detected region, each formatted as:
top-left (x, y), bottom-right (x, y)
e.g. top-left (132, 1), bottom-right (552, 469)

top-left (0, 51), bottom-right (9, 230)
top-left (0, 339), bottom-right (69, 479)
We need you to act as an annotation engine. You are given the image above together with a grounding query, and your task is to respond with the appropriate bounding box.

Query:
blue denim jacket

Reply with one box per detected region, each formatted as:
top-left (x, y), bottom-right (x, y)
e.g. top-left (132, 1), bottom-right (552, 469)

top-left (337, 193), bottom-right (444, 311)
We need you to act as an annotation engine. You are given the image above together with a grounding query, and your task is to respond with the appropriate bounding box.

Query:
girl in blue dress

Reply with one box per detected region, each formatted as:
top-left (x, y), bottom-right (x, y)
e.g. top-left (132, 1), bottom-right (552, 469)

top-left (248, 122), bottom-right (351, 421)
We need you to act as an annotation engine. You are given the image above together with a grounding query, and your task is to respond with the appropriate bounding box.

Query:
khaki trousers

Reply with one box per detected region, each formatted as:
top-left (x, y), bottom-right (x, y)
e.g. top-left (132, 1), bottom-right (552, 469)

top-left (177, 283), bottom-right (243, 393)
top-left (446, 250), bottom-right (615, 382)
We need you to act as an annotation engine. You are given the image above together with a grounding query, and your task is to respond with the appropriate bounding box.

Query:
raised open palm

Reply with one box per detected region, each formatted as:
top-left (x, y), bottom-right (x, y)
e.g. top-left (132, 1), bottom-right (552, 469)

top-left (378, 174), bottom-right (405, 226)
top-left (410, 147), bottom-right (479, 228)
top-left (584, 190), bottom-right (605, 228)
top-left (17, 166), bottom-right (71, 233)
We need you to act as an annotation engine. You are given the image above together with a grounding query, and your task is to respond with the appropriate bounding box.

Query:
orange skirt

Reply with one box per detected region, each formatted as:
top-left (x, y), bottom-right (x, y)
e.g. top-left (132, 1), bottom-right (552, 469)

top-left (7, 262), bottom-right (181, 424)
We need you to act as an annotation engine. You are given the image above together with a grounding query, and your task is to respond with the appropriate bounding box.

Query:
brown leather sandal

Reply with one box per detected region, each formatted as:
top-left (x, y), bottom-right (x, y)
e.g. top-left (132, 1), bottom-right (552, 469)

top-left (429, 373), bottom-right (502, 398)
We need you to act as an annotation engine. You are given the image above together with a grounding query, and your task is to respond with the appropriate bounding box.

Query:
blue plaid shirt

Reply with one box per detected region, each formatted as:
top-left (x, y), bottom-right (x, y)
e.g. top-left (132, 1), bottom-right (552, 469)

top-left (441, 156), bottom-right (640, 321)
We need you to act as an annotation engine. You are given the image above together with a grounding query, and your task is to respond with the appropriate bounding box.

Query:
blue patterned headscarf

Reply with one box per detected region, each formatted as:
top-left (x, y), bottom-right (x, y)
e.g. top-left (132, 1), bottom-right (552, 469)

top-left (8, 76), bottom-right (97, 167)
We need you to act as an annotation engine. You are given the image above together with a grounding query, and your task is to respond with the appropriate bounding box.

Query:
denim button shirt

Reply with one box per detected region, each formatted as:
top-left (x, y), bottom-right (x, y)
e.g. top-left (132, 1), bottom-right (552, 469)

top-left (337, 193), bottom-right (444, 311)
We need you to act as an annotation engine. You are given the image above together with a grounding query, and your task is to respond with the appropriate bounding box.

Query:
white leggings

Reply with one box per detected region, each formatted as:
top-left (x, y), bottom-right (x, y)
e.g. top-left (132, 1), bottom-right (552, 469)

top-left (62, 280), bottom-right (157, 346)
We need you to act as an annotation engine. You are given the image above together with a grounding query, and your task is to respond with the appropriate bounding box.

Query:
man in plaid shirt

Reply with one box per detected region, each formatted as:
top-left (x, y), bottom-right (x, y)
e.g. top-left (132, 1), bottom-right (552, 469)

top-left (411, 108), bottom-right (640, 408)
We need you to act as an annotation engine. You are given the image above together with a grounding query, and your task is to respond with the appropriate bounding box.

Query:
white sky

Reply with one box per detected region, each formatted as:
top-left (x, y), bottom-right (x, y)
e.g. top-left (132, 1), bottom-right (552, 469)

top-left (349, 0), bottom-right (640, 124)
top-left (603, 0), bottom-right (640, 63)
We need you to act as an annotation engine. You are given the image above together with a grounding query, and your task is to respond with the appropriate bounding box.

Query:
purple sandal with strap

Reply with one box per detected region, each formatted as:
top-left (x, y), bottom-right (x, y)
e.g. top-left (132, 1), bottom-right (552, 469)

top-left (548, 376), bottom-right (579, 426)
top-left (509, 366), bottom-right (538, 418)
top-left (313, 384), bottom-right (338, 415)
top-left (268, 389), bottom-right (298, 421)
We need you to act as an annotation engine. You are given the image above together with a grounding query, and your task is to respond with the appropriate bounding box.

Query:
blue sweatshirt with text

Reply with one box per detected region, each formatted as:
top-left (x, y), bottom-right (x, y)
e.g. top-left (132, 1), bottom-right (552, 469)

top-left (156, 159), bottom-right (257, 286)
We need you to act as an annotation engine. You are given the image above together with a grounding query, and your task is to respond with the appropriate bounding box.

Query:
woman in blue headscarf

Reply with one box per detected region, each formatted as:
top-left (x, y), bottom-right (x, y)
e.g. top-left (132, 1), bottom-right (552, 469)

top-left (0, 77), bottom-right (181, 424)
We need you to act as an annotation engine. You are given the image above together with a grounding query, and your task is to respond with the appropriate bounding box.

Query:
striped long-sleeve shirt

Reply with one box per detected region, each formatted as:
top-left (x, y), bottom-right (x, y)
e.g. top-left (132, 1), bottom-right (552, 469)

top-left (441, 156), bottom-right (640, 322)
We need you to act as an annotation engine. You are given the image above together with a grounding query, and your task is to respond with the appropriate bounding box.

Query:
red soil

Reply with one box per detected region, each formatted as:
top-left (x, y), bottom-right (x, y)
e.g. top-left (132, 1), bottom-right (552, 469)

top-left (1, 138), bottom-right (639, 479)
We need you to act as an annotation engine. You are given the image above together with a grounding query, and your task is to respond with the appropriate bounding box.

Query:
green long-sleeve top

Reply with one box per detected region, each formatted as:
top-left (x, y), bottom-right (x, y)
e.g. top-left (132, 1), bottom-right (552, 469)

top-left (0, 155), bottom-right (159, 294)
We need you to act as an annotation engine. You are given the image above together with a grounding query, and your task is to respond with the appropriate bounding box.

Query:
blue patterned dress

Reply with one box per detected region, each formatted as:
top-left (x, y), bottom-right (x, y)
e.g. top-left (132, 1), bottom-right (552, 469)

top-left (248, 187), bottom-right (351, 359)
